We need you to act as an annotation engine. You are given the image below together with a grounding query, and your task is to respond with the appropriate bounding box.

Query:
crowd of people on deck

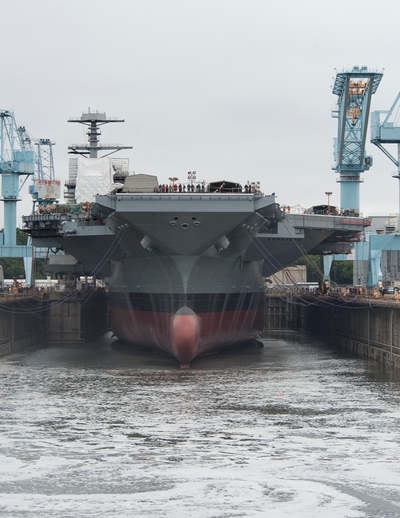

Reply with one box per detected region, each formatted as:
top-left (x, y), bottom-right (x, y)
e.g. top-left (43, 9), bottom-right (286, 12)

top-left (158, 183), bottom-right (259, 193)
top-left (159, 183), bottom-right (203, 193)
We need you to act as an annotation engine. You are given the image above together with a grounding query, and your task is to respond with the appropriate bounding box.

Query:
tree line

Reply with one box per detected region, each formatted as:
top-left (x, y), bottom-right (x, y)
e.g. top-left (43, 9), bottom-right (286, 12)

top-left (292, 254), bottom-right (353, 285)
top-left (0, 229), bottom-right (46, 279)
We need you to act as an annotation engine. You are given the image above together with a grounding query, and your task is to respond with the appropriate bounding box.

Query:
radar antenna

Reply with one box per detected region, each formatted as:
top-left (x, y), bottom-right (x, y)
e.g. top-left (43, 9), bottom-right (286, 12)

top-left (68, 110), bottom-right (133, 158)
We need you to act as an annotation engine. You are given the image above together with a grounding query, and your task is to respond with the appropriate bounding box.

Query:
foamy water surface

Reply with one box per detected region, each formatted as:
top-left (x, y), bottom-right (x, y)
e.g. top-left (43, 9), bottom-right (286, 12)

top-left (0, 331), bottom-right (399, 517)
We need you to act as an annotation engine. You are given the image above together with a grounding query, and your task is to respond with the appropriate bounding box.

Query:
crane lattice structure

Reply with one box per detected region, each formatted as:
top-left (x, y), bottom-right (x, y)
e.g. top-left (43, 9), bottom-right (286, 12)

top-left (31, 138), bottom-right (58, 209)
top-left (17, 128), bottom-right (59, 210)
top-left (0, 111), bottom-right (35, 250)
top-left (332, 66), bottom-right (383, 214)
top-left (36, 139), bottom-right (55, 181)
top-left (371, 92), bottom-right (400, 216)
top-left (0, 111), bottom-right (36, 285)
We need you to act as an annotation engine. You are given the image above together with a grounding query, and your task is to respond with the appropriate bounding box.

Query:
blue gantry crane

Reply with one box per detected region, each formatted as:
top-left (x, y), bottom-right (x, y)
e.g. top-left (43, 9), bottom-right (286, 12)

top-left (0, 110), bottom-right (35, 284)
top-left (332, 66), bottom-right (383, 214)
top-left (360, 91), bottom-right (400, 288)
top-left (371, 92), bottom-right (400, 213)
top-left (0, 111), bottom-right (35, 249)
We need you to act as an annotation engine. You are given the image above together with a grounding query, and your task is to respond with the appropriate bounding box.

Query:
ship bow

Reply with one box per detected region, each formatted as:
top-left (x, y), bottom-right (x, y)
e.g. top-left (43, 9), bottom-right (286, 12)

top-left (170, 306), bottom-right (200, 365)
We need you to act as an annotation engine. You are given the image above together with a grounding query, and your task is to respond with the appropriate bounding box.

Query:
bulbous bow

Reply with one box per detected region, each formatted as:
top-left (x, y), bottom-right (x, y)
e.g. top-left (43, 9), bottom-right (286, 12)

top-left (170, 306), bottom-right (200, 366)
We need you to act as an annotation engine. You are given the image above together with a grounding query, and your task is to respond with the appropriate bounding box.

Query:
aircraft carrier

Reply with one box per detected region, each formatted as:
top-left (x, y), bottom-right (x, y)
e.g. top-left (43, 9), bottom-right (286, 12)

top-left (22, 112), bottom-right (369, 366)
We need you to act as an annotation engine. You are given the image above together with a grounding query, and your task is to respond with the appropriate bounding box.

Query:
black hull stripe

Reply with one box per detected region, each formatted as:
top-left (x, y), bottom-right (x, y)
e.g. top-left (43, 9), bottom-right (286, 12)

top-left (109, 292), bottom-right (265, 314)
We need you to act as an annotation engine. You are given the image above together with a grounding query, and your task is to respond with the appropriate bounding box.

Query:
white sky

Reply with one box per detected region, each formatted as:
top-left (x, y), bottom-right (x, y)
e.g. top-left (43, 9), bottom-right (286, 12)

top-left (2, 0), bottom-right (400, 227)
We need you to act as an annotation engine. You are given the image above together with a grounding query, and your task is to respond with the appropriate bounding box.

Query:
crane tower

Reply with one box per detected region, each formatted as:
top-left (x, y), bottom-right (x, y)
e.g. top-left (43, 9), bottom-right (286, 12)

top-left (18, 129), bottom-right (60, 210)
top-left (0, 111), bottom-right (35, 249)
top-left (332, 66), bottom-right (383, 214)
top-left (31, 139), bottom-right (60, 209)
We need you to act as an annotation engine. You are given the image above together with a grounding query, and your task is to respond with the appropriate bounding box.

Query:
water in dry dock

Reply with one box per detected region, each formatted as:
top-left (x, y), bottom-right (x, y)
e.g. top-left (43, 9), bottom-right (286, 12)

top-left (0, 331), bottom-right (399, 518)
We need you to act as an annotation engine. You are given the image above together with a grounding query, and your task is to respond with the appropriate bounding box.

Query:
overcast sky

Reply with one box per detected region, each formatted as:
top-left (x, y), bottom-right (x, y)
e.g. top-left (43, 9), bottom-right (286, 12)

top-left (2, 0), bottom-right (400, 227)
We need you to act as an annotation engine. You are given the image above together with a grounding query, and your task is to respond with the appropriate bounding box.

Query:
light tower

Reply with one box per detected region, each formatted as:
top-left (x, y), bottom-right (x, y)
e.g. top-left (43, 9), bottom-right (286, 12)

top-left (188, 171), bottom-right (196, 185)
top-left (325, 191), bottom-right (332, 214)
top-left (332, 66), bottom-right (383, 214)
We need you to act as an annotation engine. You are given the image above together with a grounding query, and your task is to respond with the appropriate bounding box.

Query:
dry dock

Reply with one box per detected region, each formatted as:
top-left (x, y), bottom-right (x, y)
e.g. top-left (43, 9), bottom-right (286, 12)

top-left (265, 291), bottom-right (400, 369)
top-left (1, 288), bottom-right (399, 368)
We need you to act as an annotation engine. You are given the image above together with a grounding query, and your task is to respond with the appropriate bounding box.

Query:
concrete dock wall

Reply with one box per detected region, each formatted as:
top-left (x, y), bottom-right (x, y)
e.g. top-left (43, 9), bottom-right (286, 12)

top-left (43, 289), bottom-right (108, 342)
top-left (298, 299), bottom-right (400, 369)
top-left (0, 288), bottom-right (109, 358)
top-left (264, 293), bottom-right (297, 330)
top-left (0, 297), bottom-right (42, 357)
top-left (265, 293), bottom-right (400, 369)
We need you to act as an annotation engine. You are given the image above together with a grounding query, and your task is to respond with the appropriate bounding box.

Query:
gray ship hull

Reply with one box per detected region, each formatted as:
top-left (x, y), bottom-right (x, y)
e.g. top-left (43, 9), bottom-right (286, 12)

top-left (23, 192), bottom-right (369, 365)
top-left (98, 193), bottom-right (275, 364)
top-left (108, 255), bottom-right (265, 364)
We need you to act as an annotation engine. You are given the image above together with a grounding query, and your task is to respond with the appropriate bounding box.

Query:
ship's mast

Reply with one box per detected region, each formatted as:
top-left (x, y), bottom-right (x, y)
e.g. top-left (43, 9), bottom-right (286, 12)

top-left (68, 110), bottom-right (132, 158)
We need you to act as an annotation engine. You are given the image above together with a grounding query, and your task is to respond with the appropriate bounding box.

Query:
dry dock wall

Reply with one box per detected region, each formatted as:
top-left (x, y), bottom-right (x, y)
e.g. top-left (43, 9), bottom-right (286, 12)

top-left (264, 294), bottom-right (400, 369)
top-left (0, 289), bottom-right (108, 358)
top-left (298, 299), bottom-right (400, 369)
top-left (0, 297), bottom-right (42, 357)
top-left (43, 289), bottom-right (108, 342)
top-left (264, 293), bottom-right (297, 330)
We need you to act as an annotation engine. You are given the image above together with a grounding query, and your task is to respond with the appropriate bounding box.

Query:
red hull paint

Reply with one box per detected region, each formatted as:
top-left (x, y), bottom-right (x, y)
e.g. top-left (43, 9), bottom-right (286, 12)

top-left (110, 307), bottom-right (264, 363)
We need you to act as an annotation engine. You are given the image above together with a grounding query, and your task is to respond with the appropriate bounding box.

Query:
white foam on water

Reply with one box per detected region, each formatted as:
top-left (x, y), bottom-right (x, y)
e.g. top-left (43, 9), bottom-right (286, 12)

top-left (0, 334), bottom-right (399, 517)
